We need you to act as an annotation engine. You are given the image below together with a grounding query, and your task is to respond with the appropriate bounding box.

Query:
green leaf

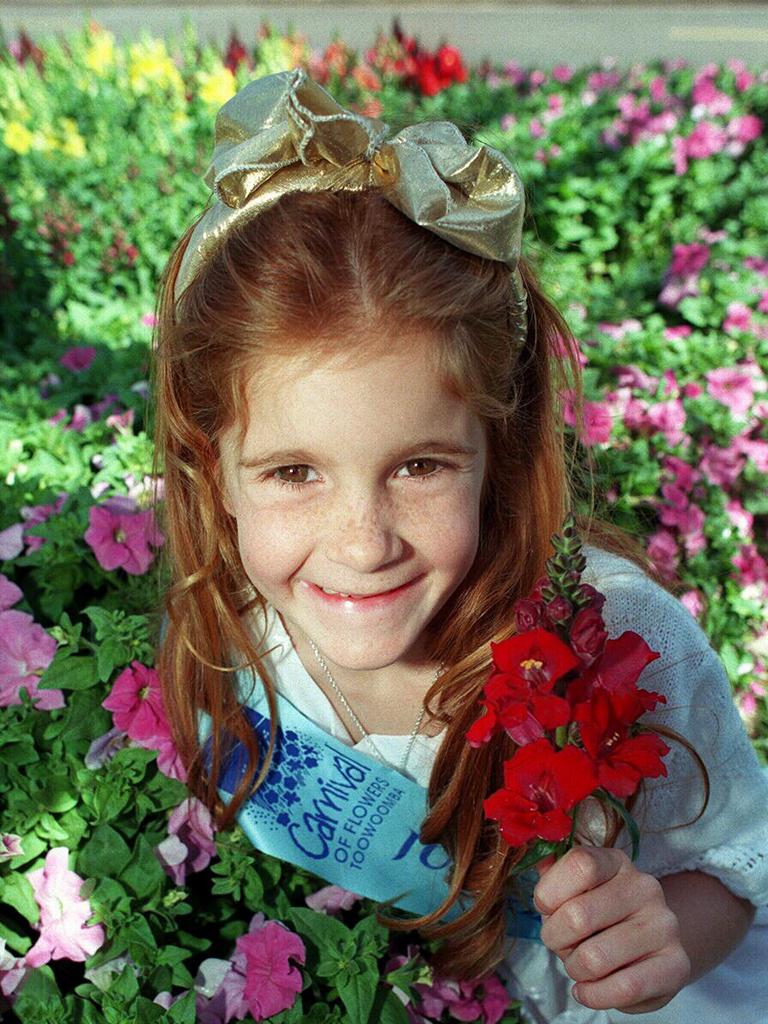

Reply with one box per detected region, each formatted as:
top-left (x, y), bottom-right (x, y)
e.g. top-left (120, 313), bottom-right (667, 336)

top-left (287, 906), bottom-right (352, 950)
top-left (598, 791), bottom-right (641, 861)
top-left (79, 824), bottom-right (132, 879)
top-left (38, 651), bottom-right (99, 691)
top-left (336, 958), bottom-right (380, 1024)
top-left (168, 990), bottom-right (197, 1023)
top-left (370, 987), bottom-right (410, 1024)
top-left (122, 835), bottom-right (166, 899)
top-left (1, 872), bottom-right (39, 925)
top-left (134, 997), bottom-right (166, 1024)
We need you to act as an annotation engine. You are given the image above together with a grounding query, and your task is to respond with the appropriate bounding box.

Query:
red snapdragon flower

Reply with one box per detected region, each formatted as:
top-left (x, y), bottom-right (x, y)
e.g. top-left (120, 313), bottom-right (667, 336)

top-left (484, 739), bottom-right (598, 846)
top-left (567, 630), bottom-right (662, 705)
top-left (575, 689), bottom-right (670, 797)
top-left (466, 629), bottom-right (577, 746)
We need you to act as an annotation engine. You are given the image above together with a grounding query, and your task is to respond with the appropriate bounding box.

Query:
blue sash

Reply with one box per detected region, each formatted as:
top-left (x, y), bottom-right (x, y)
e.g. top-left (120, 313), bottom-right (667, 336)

top-left (198, 680), bottom-right (542, 941)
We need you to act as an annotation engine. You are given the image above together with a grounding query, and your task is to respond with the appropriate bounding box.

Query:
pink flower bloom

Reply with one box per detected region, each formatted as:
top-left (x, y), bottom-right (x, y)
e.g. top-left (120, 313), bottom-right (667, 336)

top-left (646, 399), bottom-right (686, 446)
top-left (737, 438), bottom-right (768, 473)
top-left (102, 661), bottom-right (167, 742)
top-left (59, 346), bottom-right (97, 373)
top-left (758, 289), bottom-right (768, 315)
top-left (622, 396), bottom-right (649, 433)
top-left (685, 121), bottom-right (727, 159)
top-left (672, 136), bottom-right (689, 175)
top-left (579, 401), bottom-right (613, 446)
top-left (25, 848), bottom-right (106, 967)
top-left (552, 64), bottom-right (574, 83)
top-left (650, 76), bottom-right (667, 103)
top-left (305, 885), bottom-right (360, 915)
top-left (647, 529), bottom-right (679, 581)
top-left (733, 545), bottom-right (768, 587)
top-left (706, 366), bottom-right (755, 417)
top-left (663, 454), bottom-right (699, 492)
top-left (155, 734), bottom-right (188, 783)
top-left (155, 798), bottom-right (217, 886)
top-left (239, 920), bottom-right (305, 1021)
top-left (726, 498), bottom-right (754, 537)
top-left (700, 441), bottom-right (745, 487)
top-left (415, 973), bottom-right (511, 1024)
top-left (529, 118), bottom-right (545, 138)
top-left (1, 938), bottom-right (27, 999)
top-left (84, 500), bottom-right (164, 575)
top-left (0, 610), bottom-right (61, 710)
top-left (197, 914), bottom-right (305, 1023)
top-left (0, 523), bottom-right (24, 560)
top-left (669, 242), bottom-right (710, 277)
top-left (0, 573), bottom-right (22, 611)
top-left (727, 114), bottom-right (763, 145)
top-left (67, 404), bottom-right (93, 432)
top-left (0, 834), bottom-right (23, 861)
top-left (500, 113), bottom-right (516, 132)
top-left (691, 76), bottom-right (733, 116)
top-left (141, 312), bottom-right (158, 328)
top-left (21, 493), bottom-right (67, 552)
top-left (723, 302), bottom-right (753, 335)
top-left (615, 364), bottom-right (658, 391)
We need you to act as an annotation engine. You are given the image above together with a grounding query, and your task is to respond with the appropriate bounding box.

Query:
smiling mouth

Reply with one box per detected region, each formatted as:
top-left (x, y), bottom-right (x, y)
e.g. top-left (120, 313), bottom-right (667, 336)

top-left (311, 578), bottom-right (420, 600)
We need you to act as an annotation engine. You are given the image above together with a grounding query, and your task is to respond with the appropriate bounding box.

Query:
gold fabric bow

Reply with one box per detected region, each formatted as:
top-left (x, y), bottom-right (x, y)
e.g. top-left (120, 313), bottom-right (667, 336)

top-left (174, 67), bottom-right (528, 344)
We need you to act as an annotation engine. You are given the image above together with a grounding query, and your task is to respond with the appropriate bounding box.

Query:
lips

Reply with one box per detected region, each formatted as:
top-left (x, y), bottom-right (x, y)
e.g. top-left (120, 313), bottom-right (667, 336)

top-left (303, 576), bottom-right (422, 608)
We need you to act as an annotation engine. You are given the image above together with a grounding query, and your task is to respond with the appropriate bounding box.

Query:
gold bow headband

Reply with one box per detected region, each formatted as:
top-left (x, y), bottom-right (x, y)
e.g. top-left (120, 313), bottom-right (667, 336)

top-left (174, 67), bottom-right (528, 346)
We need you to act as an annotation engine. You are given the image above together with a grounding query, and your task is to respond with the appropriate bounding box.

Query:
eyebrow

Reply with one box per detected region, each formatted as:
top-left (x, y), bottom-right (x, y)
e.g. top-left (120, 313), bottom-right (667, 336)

top-left (238, 439), bottom-right (479, 469)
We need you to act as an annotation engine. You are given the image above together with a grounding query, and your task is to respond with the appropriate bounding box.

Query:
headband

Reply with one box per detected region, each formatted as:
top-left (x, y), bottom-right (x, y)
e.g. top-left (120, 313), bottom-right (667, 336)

top-left (173, 67), bottom-right (528, 347)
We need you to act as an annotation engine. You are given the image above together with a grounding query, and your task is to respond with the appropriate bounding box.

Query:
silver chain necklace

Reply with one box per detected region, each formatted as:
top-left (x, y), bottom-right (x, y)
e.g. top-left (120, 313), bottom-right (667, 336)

top-left (307, 637), bottom-right (441, 774)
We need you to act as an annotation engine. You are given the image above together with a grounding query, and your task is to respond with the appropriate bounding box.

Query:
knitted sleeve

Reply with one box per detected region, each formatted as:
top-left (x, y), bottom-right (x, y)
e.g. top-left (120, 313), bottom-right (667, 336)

top-left (583, 546), bottom-right (768, 907)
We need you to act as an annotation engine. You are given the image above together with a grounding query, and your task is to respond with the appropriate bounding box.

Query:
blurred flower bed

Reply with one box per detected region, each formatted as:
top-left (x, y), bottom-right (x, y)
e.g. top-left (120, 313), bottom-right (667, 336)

top-left (0, 16), bottom-right (766, 1023)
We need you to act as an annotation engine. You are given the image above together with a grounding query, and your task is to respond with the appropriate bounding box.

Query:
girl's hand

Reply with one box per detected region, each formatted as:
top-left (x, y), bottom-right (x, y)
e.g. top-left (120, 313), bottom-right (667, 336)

top-left (533, 847), bottom-right (691, 1014)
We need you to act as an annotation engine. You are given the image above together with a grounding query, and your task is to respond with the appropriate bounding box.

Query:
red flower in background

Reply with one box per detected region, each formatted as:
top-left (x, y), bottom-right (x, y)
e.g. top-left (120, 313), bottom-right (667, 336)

top-left (575, 689), bottom-right (670, 797)
top-left (484, 739), bottom-right (598, 846)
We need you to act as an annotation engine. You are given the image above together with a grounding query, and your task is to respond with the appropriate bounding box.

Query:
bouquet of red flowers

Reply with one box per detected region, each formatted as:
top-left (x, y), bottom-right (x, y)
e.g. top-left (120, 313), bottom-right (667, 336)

top-left (467, 515), bottom-right (671, 867)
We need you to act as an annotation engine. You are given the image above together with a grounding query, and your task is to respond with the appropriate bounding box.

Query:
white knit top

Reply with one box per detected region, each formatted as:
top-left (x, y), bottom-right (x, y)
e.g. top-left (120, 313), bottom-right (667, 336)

top-left (246, 545), bottom-right (768, 1024)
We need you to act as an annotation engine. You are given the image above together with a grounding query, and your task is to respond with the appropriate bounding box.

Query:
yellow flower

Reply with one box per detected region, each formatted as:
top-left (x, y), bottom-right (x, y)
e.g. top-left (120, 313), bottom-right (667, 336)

top-left (198, 66), bottom-right (237, 108)
top-left (128, 38), bottom-right (184, 97)
top-left (59, 118), bottom-right (87, 159)
top-left (3, 120), bottom-right (33, 155)
top-left (84, 29), bottom-right (116, 76)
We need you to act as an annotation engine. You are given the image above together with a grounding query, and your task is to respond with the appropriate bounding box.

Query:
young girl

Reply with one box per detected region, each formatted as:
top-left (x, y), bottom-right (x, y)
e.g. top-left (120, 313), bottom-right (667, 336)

top-left (153, 68), bottom-right (768, 1023)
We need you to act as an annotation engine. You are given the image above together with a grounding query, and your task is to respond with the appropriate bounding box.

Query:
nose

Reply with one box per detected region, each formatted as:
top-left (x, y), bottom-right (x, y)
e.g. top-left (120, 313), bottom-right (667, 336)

top-left (322, 492), bottom-right (404, 573)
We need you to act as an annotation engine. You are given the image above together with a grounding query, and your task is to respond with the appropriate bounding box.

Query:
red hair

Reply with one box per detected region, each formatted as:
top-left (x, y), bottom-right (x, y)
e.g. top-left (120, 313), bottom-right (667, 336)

top-left (152, 189), bottom-right (672, 978)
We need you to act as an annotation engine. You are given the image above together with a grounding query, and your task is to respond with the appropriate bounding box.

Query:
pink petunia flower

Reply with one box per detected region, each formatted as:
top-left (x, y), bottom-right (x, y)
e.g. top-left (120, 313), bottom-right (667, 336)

top-left (415, 972), bottom-right (511, 1024)
top-left (0, 610), bottom-right (61, 710)
top-left (305, 885), bottom-right (361, 915)
top-left (726, 498), bottom-right (754, 538)
top-left (155, 798), bottom-right (217, 886)
top-left (239, 918), bottom-right (305, 1021)
top-left (0, 834), bottom-right (23, 862)
top-left (737, 438), bottom-right (768, 473)
top-left (577, 401), bottom-right (613, 446)
top-left (646, 398), bottom-right (686, 446)
top-left (196, 914), bottom-right (305, 1023)
top-left (102, 661), bottom-right (167, 743)
top-left (685, 121), bottom-right (728, 159)
top-left (723, 302), bottom-right (753, 335)
top-left (733, 545), bottom-right (768, 587)
top-left (0, 523), bottom-right (24, 561)
top-left (647, 529), bottom-right (679, 580)
top-left (727, 114), bottom-right (763, 145)
top-left (25, 848), bottom-right (106, 968)
top-left (84, 498), bottom-right (164, 575)
top-left (0, 573), bottom-right (22, 611)
top-left (705, 366), bottom-right (755, 418)
top-left (0, 938), bottom-right (27, 999)
top-left (700, 440), bottom-right (745, 487)
top-left (21, 493), bottom-right (67, 552)
top-left (59, 346), bottom-right (97, 373)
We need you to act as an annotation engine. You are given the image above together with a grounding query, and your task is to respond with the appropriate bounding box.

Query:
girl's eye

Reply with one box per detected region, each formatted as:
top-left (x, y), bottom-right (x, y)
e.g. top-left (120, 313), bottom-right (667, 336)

top-left (398, 458), bottom-right (443, 481)
top-left (269, 465), bottom-right (317, 488)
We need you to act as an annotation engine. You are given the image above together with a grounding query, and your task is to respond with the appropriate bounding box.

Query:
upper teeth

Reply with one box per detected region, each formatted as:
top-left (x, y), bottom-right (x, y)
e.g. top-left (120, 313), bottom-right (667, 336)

top-left (321, 587), bottom-right (356, 597)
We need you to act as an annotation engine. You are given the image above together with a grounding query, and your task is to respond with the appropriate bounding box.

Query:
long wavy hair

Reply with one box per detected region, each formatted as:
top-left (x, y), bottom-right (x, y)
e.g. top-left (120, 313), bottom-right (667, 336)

top-left (152, 188), bottom-right (684, 979)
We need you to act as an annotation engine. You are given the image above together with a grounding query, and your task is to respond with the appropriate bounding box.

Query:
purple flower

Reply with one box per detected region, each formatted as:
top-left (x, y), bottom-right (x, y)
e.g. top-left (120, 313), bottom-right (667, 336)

top-left (59, 346), bottom-right (97, 373)
top-left (84, 500), bottom-right (164, 575)
top-left (723, 302), bottom-right (754, 335)
top-left (25, 848), bottom-right (106, 967)
top-left (305, 884), bottom-right (360, 915)
top-left (0, 610), bottom-right (61, 710)
top-left (84, 726), bottom-right (129, 769)
top-left (0, 834), bottom-right (23, 862)
top-left (0, 523), bottom-right (24, 561)
top-left (0, 574), bottom-right (22, 611)
top-left (0, 938), bottom-right (27, 1000)
top-left (155, 798), bottom-right (217, 886)
top-left (21, 493), bottom-right (67, 552)
top-left (647, 529), bottom-right (679, 581)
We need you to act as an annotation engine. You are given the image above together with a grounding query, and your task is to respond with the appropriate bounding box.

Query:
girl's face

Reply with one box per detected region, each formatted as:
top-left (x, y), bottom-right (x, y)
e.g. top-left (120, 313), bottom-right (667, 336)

top-left (219, 330), bottom-right (487, 678)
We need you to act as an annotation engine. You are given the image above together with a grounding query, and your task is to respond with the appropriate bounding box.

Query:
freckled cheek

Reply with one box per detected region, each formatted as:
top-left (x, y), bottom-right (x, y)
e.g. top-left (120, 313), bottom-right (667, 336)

top-left (232, 504), bottom-right (315, 588)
